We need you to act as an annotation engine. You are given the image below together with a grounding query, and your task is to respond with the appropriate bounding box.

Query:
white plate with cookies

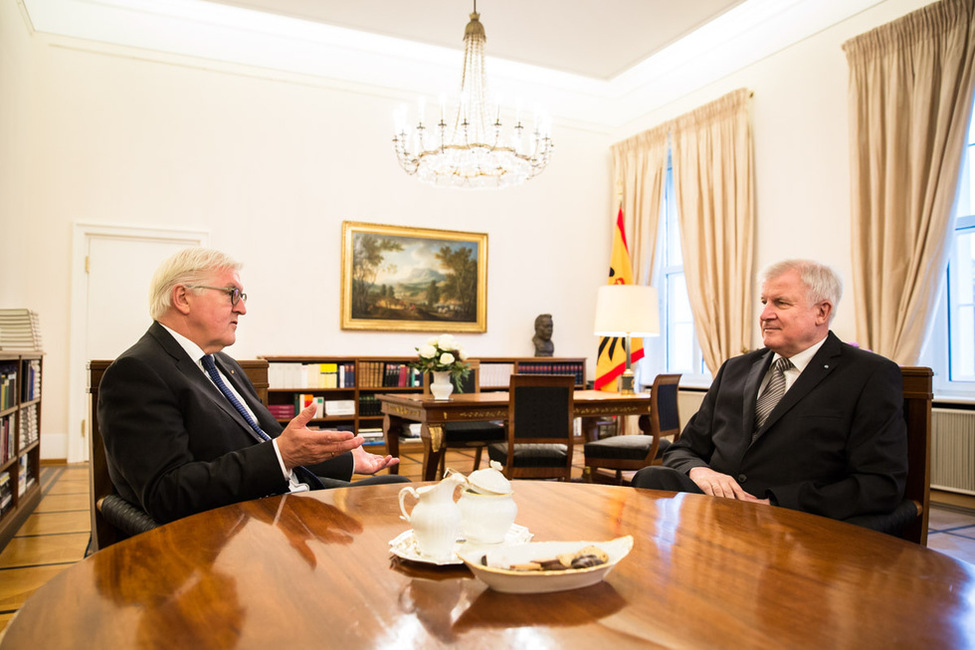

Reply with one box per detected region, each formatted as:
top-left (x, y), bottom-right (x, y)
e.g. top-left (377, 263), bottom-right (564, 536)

top-left (456, 535), bottom-right (633, 594)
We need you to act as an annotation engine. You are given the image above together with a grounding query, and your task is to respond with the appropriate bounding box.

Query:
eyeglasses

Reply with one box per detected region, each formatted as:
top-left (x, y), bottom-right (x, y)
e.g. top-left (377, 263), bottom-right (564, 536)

top-left (186, 285), bottom-right (247, 306)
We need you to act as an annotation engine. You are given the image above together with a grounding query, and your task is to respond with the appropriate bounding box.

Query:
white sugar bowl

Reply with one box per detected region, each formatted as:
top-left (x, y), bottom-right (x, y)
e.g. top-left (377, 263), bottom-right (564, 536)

top-left (459, 461), bottom-right (517, 544)
top-left (466, 460), bottom-right (513, 496)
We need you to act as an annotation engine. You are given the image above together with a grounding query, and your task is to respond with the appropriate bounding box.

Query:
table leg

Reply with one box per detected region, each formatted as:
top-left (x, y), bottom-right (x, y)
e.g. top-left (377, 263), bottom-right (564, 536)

top-left (579, 416), bottom-right (601, 443)
top-left (383, 413), bottom-right (403, 475)
top-left (421, 424), bottom-right (446, 481)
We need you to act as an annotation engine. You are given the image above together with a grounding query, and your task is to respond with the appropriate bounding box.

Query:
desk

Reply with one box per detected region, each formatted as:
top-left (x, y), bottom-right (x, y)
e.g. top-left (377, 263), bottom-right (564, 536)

top-left (380, 390), bottom-right (653, 480)
top-left (3, 482), bottom-right (973, 648)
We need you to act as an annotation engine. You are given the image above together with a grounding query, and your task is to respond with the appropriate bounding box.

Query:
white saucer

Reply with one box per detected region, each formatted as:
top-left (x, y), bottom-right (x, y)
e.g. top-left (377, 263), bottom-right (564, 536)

top-left (389, 524), bottom-right (533, 566)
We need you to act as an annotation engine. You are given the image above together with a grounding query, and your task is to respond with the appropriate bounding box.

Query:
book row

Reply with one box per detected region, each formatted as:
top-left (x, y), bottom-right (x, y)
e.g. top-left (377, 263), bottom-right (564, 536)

top-left (268, 362), bottom-right (356, 389)
top-left (359, 395), bottom-right (382, 417)
top-left (19, 456), bottom-right (33, 498)
top-left (514, 361), bottom-right (586, 386)
top-left (21, 359), bottom-right (41, 402)
top-left (0, 364), bottom-right (16, 411)
top-left (0, 415), bottom-right (12, 464)
top-left (268, 396), bottom-right (357, 420)
top-left (19, 404), bottom-right (38, 447)
top-left (358, 362), bottom-right (423, 388)
top-left (0, 471), bottom-right (11, 518)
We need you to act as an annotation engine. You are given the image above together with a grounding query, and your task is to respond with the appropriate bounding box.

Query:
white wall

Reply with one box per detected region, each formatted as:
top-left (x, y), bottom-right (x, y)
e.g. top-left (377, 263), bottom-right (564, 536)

top-left (0, 0), bottom-right (937, 459)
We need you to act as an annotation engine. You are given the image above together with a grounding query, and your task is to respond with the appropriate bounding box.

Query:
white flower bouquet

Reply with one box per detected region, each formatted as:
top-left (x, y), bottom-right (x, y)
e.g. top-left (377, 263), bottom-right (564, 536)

top-left (410, 334), bottom-right (471, 389)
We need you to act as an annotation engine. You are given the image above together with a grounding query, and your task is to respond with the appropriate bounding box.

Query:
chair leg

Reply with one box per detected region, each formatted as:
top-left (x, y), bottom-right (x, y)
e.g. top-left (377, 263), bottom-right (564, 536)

top-left (438, 453), bottom-right (446, 479)
top-left (472, 446), bottom-right (483, 471)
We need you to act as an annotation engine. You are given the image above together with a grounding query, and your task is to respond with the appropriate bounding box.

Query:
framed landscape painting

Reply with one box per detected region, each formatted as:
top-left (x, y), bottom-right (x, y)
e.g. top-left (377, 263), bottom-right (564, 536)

top-left (340, 221), bottom-right (488, 332)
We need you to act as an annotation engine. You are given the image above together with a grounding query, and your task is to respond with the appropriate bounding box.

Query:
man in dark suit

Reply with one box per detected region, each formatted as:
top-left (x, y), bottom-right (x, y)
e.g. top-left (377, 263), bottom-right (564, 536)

top-left (99, 248), bottom-right (406, 524)
top-left (632, 259), bottom-right (907, 521)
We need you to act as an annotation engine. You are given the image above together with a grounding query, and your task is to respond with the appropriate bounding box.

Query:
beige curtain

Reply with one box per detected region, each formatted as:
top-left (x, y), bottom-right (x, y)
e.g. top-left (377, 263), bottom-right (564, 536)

top-left (610, 123), bottom-right (670, 283)
top-left (844, 0), bottom-right (975, 364)
top-left (672, 88), bottom-right (756, 374)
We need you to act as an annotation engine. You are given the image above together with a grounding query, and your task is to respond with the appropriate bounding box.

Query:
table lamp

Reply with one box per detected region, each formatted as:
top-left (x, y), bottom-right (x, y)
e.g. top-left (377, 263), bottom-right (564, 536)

top-left (593, 285), bottom-right (660, 393)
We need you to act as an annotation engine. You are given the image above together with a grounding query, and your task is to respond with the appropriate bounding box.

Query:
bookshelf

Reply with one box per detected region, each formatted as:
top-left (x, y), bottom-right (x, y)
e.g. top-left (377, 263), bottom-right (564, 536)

top-left (0, 351), bottom-right (42, 550)
top-left (259, 355), bottom-right (587, 445)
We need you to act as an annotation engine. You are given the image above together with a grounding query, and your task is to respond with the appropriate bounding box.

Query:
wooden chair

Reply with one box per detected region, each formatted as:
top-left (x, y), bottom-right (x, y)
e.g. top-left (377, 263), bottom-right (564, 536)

top-left (487, 374), bottom-right (576, 480)
top-left (844, 366), bottom-right (932, 545)
top-left (583, 374), bottom-right (682, 485)
top-left (423, 360), bottom-right (505, 476)
top-left (87, 358), bottom-right (270, 553)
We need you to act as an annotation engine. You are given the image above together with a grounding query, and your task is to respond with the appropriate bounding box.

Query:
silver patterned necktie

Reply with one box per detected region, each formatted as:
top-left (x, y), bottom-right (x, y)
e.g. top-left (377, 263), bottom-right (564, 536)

top-left (754, 356), bottom-right (793, 432)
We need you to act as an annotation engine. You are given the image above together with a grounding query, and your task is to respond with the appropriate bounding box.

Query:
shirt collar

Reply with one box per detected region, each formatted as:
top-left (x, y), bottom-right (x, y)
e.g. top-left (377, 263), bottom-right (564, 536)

top-left (774, 334), bottom-right (827, 372)
top-left (159, 322), bottom-right (209, 371)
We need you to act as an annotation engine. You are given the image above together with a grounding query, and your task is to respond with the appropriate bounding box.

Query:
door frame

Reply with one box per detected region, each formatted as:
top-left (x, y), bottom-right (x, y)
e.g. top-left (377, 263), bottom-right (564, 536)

top-left (67, 223), bottom-right (208, 463)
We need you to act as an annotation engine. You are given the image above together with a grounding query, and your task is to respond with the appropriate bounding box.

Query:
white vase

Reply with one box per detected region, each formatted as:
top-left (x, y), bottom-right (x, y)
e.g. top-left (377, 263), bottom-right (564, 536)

top-left (430, 371), bottom-right (454, 400)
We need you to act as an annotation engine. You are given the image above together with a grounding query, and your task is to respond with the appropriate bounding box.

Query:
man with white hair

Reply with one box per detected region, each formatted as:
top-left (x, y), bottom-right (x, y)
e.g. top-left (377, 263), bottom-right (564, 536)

top-left (633, 259), bottom-right (908, 524)
top-left (99, 248), bottom-right (406, 524)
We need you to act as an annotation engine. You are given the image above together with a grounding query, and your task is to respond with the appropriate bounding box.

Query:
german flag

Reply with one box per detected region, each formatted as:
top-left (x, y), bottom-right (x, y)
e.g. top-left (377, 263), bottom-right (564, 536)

top-left (594, 207), bottom-right (644, 390)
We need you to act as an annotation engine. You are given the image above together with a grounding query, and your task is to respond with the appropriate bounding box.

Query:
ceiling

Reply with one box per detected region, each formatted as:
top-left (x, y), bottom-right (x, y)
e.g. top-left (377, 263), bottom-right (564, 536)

top-left (21, 0), bottom-right (884, 129)
top-left (206, 0), bottom-right (748, 80)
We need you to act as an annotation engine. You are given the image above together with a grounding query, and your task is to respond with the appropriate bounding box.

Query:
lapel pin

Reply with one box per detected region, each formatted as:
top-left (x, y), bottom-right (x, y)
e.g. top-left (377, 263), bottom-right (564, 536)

top-left (824, 364), bottom-right (829, 369)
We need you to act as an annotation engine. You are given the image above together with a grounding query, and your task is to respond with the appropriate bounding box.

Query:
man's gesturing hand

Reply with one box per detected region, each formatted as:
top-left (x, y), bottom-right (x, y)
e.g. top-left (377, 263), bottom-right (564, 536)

top-left (275, 404), bottom-right (362, 470)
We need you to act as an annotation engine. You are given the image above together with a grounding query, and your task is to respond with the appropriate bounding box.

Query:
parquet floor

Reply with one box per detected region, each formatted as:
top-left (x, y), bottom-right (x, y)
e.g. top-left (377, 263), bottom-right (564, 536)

top-left (1, 455), bottom-right (974, 637)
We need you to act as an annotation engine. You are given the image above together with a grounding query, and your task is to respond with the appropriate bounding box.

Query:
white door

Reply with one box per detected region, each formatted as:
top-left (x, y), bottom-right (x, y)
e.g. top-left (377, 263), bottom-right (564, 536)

top-left (67, 225), bottom-right (208, 463)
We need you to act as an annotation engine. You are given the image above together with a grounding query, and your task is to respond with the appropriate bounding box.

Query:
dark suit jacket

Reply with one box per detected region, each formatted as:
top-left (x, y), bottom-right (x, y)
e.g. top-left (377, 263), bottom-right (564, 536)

top-left (663, 331), bottom-right (907, 520)
top-left (98, 322), bottom-right (354, 523)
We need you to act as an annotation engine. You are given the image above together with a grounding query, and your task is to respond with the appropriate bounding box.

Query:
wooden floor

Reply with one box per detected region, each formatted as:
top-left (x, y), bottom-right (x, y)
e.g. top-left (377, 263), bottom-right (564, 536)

top-left (2, 452), bottom-right (974, 636)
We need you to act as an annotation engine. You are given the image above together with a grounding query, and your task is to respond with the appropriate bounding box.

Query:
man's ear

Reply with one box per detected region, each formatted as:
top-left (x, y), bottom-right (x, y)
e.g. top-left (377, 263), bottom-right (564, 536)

top-left (171, 284), bottom-right (192, 315)
top-left (816, 300), bottom-right (833, 325)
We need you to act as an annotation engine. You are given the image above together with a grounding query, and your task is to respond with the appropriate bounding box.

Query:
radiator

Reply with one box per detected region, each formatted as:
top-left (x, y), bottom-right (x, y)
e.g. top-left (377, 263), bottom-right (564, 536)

top-left (931, 408), bottom-right (975, 495)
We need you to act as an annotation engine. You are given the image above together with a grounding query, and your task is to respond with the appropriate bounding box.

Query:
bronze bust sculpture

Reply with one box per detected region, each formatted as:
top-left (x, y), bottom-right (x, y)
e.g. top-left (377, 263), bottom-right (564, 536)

top-left (533, 314), bottom-right (554, 357)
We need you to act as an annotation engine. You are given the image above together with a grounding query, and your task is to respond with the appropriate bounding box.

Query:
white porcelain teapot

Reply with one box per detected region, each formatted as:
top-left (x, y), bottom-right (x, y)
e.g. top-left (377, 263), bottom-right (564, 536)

top-left (398, 471), bottom-right (465, 559)
top-left (458, 461), bottom-right (518, 544)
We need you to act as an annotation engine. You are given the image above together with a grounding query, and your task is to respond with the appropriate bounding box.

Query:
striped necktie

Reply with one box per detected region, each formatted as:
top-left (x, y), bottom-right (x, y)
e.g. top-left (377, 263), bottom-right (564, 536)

top-left (201, 354), bottom-right (271, 442)
top-left (754, 356), bottom-right (793, 433)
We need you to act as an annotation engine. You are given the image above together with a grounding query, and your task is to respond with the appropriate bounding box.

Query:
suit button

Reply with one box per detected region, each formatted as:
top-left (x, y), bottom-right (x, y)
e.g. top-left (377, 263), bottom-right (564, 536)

top-left (738, 474), bottom-right (747, 483)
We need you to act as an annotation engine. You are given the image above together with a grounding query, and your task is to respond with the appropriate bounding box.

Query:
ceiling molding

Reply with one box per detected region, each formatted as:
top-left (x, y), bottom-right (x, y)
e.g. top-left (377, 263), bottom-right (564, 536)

top-left (23, 0), bottom-right (883, 129)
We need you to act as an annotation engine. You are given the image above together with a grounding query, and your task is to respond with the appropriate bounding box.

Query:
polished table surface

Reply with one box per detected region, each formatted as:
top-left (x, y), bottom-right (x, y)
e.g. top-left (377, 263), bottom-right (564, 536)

top-left (380, 390), bottom-right (653, 480)
top-left (4, 482), bottom-right (974, 649)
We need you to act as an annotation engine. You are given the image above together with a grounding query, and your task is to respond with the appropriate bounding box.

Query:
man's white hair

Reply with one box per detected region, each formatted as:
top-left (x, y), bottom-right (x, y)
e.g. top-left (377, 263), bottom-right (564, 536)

top-left (148, 248), bottom-right (241, 320)
top-left (761, 259), bottom-right (842, 323)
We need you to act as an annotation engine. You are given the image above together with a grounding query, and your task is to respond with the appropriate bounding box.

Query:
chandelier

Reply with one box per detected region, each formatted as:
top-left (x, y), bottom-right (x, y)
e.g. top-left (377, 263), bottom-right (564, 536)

top-left (392, 2), bottom-right (554, 189)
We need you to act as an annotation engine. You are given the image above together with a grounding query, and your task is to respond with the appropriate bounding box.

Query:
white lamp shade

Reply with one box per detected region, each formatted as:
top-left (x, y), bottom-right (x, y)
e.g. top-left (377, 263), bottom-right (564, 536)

top-left (593, 285), bottom-right (660, 337)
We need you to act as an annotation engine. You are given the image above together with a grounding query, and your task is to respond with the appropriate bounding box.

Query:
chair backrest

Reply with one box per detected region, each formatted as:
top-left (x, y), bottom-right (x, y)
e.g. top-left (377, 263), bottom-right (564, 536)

top-left (508, 373), bottom-right (576, 443)
top-left (423, 359), bottom-right (481, 395)
top-left (899, 366), bottom-right (932, 545)
top-left (500, 373), bottom-right (576, 480)
top-left (87, 358), bottom-right (269, 552)
top-left (651, 374), bottom-right (682, 440)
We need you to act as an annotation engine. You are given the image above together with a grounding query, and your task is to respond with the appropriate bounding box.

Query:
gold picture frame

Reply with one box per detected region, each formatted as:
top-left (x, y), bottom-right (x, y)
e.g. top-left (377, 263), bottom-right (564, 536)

top-left (341, 221), bottom-right (488, 332)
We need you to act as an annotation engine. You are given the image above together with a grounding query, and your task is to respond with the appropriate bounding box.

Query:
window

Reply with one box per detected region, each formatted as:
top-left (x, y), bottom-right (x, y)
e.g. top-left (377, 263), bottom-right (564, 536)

top-left (921, 103), bottom-right (975, 396)
top-left (637, 156), bottom-right (712, 387)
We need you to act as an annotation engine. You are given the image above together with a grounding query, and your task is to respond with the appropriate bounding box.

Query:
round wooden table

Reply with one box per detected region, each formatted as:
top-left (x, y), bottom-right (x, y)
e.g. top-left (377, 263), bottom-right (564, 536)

top-left (3, 482), bottom-right (974, 648)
